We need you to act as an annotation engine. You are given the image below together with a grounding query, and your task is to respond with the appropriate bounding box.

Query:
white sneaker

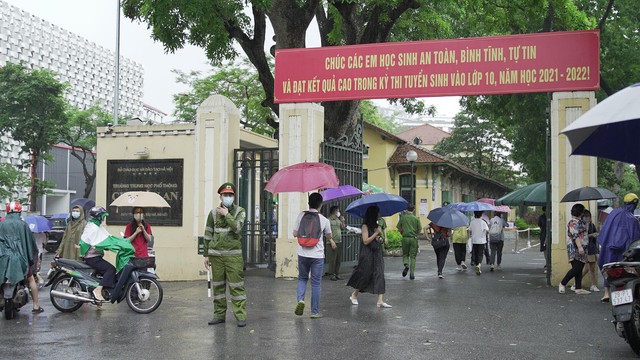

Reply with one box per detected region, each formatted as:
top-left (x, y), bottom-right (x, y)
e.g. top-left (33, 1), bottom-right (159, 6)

top-left (558, 284), bottom-right (566, 294)
top-left (575, 289), bottom-right (591, 295)
top-left (461, 263), bottom-right (467, 270)
top-left (456, 266), bottom-right (462, 271)
top-left (590, 285), bottom-right (600, 292)
top-left (570, 285), bottom-right (576, 291)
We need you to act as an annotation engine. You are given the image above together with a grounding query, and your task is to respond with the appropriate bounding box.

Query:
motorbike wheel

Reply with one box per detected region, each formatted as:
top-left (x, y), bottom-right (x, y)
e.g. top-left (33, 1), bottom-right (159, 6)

top-left (125, 278), bottom-right (163, 314)
top-left (50, 276), bottom-right (83, 313)
top-left (4, 299), bottom-right (14, 320)
top-left (624, 297), bottom-right (640, 355)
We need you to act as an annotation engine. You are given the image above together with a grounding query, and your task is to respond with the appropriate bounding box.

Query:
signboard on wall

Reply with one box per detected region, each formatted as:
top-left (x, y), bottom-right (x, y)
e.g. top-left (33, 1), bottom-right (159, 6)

top-left (106, 159), bottom-right (183, 226)
top-left (274, 30), bottom-right (599, 103)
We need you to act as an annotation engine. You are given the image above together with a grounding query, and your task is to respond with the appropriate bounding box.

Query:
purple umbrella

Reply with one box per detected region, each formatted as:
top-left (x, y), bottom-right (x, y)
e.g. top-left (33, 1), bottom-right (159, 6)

top-left (24, 215), bottom-right (53, 233)
top-left (320, 185), bottom-right (363, 203)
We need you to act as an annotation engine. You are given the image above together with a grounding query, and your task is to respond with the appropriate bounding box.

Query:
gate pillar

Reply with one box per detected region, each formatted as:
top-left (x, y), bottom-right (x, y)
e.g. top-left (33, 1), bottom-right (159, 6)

top-left (276, 103), bottom-right (325, 278)
top-left (550, 91), bottom-right (597, 286)
top-left (195, 95), bottom-right (241, 237)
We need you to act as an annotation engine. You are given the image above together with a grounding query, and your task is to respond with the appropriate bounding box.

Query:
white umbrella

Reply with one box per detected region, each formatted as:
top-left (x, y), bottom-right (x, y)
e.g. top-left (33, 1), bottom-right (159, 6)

top-left (110, 191), bottom-right (170, 208)
top-left (561, 83), bottom-right (640, 164)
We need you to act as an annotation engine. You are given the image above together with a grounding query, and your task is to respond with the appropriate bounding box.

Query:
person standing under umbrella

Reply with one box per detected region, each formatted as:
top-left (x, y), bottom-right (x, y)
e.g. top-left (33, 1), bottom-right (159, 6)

top-left (488, 212), bottom-right (506, 271)
top-left (293, 193), bottom-right (332, 318)
top-left (327, 205), bottom-right (345, 281)
top-left (203, 183), bottom-right (247, 327)
top-left (56, 205), bottom-right (86, 260)
top-left (124, 207), bottom-right (154, 258)
top-left (559, 204), bottom-right (590, 295)
top-left (597, 193), bottom-right (640, 302)
top-left (427, 222), bottom-right (451, 279)
top-left (469, 211), bottom-right (489, 275)
top-left (452, 227), bottom-right (469, 271)
top-left (397, 205), bottom-right (422, 280)
top-left (348, 205), bottom-right (391, 308)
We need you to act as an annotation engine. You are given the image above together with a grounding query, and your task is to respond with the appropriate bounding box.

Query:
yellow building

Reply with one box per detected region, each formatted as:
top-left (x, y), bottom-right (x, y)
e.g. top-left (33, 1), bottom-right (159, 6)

top-left (363, 123), bottom-right (511, 228)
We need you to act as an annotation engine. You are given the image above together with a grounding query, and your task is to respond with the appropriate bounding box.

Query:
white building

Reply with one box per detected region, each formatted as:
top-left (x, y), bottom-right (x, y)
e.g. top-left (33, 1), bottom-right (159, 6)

top-left (0, 0), bottom-right (144, 116)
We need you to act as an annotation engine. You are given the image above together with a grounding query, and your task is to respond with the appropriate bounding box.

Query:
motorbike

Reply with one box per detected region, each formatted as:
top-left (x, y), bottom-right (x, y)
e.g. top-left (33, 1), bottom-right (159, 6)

top-left (602, 239), bottom-right (640, 355)
top-left (0, 279), bottom-right (29, 320)
top-left (46, 256), bottom-right (163, 314)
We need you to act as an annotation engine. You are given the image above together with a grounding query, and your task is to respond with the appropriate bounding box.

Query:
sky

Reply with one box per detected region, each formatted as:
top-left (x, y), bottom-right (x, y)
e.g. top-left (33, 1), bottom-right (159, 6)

top-left (4, 0), bottom-right (461, 122)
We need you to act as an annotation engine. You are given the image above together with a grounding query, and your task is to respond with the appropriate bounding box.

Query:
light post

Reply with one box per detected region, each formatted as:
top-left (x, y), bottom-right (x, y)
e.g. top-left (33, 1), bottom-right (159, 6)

top-left (406, 150), bottom-right (418, 208)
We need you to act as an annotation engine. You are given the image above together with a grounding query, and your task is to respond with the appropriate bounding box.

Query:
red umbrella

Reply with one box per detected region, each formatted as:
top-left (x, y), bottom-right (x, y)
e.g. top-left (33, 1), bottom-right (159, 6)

top-left (264, 162), bottom-right (339, 194)
top-left (476, 198), bottom-right (495, 206)
top-left (494, 205), bottom-right (511, 213)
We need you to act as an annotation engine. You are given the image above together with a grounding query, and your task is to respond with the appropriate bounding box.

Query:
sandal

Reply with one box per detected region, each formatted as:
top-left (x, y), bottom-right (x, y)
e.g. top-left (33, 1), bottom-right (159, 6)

top-left (32, 307), bottom-right (44, 313)
top-left (600, 297), bottom-right (610, 303)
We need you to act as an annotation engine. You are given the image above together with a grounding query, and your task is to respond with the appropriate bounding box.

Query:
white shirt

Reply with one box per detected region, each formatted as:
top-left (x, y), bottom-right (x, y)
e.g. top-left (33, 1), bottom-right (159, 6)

top-left (469, 218), bottom-right (489, 244)
top-left (294, 209), bottom-right (332, 259)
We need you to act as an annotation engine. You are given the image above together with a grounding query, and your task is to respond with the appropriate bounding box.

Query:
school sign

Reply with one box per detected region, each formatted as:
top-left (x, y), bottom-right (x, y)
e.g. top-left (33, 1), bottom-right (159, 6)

top-left (274, 30), bottom-right (599, 103)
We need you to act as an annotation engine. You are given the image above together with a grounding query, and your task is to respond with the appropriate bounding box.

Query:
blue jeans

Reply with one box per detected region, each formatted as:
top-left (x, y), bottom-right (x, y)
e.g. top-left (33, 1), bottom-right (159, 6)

top-left (297, 256), bottom-right (323, 315)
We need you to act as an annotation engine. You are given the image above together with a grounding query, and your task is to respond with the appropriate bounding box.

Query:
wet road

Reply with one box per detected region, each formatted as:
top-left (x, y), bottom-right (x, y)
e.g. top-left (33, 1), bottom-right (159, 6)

top-left (1, 240), bottom-right (637, 360)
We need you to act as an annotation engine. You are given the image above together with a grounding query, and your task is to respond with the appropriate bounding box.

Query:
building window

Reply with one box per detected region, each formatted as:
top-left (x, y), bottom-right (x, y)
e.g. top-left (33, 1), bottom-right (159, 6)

top-left (363, 169), bottom-right (368, 184)
top-left (399, 174), bottom-right (415, 205)
top-left (462, 194), bottom-right (473, 203)
top-left (442, 190), bottom-right (452, 205)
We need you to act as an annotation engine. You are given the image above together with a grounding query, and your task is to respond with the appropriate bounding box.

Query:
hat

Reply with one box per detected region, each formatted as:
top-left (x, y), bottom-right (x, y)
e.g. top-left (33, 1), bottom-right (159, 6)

top-left (624, 193), bottom-right (639, 204)
top-left (218, 183), bottom-right (235, 194)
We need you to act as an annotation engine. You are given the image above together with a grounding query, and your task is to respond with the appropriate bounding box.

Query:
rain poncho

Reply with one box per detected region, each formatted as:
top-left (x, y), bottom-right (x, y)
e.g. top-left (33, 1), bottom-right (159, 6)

top-left (80, 219), bottom-right (135, 273)
top-left (0, 213), bottom-right (37, 284)
top-left (56, 210), bottom-right (86, 260)
top-left (597, 202), bottom-right (640, 267)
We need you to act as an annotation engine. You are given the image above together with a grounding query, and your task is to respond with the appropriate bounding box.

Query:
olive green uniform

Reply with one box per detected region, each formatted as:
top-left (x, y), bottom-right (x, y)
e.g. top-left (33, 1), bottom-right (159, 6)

top-left (327, 216), bottom-right (343, 276)
top-left (204, 203), bottom-right (247, 321)
top-left (397, 212), bottom-right (422, 276)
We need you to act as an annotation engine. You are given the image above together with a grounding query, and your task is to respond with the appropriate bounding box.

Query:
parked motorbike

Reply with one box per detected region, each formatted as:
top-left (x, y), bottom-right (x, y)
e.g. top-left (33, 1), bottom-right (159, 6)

top-left (0, 280), bottom-right (29, 320)
top-left (46, 256), bottom-right (162, 314)
top-left (602, 239), bottom-right (640, 355)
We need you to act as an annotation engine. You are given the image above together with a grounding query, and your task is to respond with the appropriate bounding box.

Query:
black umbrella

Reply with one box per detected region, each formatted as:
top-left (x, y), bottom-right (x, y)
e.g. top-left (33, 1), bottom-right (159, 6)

top-left (560, 186), bottom-right (617, 203)
top-left (70, 198), bottom-right (95, 211)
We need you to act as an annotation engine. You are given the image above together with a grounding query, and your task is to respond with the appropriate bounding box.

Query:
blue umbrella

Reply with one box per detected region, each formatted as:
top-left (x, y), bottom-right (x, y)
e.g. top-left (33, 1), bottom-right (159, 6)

top-left (50, 213), bottom-right (69, 219)
top-left (345, 193), bottom-right (408, 218)
top-left (427, 207), bottom-right (469, 229)
top-left (70, 198), bottom-right (95, 211)
top-left (459, 201), bottom-right (495, 212)
top-left (24, 215), bottom-right (53, 233)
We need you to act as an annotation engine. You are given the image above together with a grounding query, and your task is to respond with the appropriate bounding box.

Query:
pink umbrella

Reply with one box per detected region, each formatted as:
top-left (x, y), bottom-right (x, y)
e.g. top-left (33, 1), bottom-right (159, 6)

top-left (476, 198), bottom-right (496, 206)
top-left (265, 162), bottom-right (339, 194)
top-left (494, 205), bottom-right (511, 213)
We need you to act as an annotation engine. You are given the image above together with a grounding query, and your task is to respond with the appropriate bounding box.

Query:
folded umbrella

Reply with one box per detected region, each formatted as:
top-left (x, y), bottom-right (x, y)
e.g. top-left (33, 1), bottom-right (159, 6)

top-left (560, 186), bottom-right (617, 202)
top-left (320, 185), bottom-right (363, 203)
top-left (265, 162), bottom-right (339, 194)
top-left (427, 207), bottom-right (469, 228)
top-left (24, 215), bottom-right (53, 233)
top-left (346, 193), bottom-right (408, 218)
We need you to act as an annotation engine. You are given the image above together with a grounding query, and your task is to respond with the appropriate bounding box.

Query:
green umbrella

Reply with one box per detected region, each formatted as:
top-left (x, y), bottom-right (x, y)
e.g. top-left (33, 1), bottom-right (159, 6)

top-left (495, 182), bottom-right (547, 206)
top-left (362, 182), bottom-right (385, 194)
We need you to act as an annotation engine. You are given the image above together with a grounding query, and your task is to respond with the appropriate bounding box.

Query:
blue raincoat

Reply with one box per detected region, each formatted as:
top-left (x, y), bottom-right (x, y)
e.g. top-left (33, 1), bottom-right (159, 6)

top-left (598, 203), bottom-right (640, 268)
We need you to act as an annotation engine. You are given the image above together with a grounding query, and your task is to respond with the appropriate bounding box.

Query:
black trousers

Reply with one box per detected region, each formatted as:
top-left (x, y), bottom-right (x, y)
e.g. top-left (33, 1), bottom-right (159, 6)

top-left (490, 241), bottom-right (504, 266)
top-left (452, 243), bottom-right (467, 265)
top-left (561, 260), bottom-right (586, 289)
top-left (434, 243), bottom-right (450, 274)
top-left (85, 256), bottom-right (116, 288)
top-left (471, 244), bottom-right (485, 267)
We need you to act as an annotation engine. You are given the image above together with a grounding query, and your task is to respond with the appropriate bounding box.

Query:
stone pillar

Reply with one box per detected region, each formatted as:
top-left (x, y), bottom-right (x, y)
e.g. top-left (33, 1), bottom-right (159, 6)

top-left (275, 103), bottom-right (325, 278)
top-left (550, 91), bottom-right (597, 286)
top-left (194, 95), bottom-right (241, 238)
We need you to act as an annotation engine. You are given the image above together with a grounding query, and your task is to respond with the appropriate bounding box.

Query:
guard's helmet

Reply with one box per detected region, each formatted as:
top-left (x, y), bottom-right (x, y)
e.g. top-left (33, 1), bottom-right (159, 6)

top-left (6, 201), bottom-right (22, 213)
top-left (624, 193), bottom-right (639, 204)
top-left (88, 206), bottom-right (108, 219)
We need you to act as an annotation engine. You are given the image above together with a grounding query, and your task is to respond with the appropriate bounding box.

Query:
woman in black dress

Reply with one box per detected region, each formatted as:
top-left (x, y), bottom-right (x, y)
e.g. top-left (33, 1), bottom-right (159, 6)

top-left (347, 205), bottom-right (391, 308)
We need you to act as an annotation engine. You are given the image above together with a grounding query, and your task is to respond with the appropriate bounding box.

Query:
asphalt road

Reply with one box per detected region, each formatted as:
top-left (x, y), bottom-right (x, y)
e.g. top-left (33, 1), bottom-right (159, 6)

top-left (1, 240), bottom-right (637, 360)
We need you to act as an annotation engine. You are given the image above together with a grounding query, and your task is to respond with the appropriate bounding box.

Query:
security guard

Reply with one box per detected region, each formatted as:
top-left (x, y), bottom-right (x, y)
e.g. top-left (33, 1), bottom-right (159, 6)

top-left (203, 183), bottom-right (247, 327)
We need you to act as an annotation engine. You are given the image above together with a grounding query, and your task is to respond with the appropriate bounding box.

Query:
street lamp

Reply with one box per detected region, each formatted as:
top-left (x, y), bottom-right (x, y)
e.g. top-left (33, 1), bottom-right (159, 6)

top-left (406, 150), bottom-right (418, 207)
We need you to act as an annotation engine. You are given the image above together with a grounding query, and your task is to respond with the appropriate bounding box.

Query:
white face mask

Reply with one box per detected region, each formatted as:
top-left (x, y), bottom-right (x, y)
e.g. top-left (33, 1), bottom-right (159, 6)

top-left (222, 196), bottom-right (234, 207)
top-left (71, 211), bottom-right (81, 219)
top-left (336, 211), bottom-right (341, 217)
top-left (134, 214), bottom-right (144, 221)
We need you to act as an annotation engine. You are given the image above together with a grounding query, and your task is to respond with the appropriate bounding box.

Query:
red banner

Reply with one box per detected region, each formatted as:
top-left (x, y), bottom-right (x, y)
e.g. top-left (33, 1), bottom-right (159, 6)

top-left (274, 30), bottom-right (599, 103)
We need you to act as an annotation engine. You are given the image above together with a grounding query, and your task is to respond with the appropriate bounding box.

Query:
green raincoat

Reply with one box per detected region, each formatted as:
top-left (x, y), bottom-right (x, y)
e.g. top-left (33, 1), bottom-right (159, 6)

top-left (0, 213), bottom-right (37, 284)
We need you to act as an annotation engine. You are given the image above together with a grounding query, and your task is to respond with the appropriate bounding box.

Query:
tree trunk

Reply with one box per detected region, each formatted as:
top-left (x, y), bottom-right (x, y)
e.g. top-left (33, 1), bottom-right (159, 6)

top-left (30, 153), bottom-right (37, 212)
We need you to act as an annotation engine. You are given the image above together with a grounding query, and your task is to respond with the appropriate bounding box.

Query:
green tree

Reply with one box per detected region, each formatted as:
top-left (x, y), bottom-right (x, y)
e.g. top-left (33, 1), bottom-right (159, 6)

top-left (61, 105), bottom-right (112, 198)
top-left (0, 62), bottom-right (68, 210)
top-left (359, 100), bottom-right (398, 133)
top-left (172, 59), bottom-right (277, 136)
top-left (433, 112), bottom-right (519, 187)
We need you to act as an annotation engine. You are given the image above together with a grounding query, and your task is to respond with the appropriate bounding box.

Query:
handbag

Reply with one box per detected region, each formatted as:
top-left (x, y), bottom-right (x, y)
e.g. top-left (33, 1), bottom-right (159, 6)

top-left (431, 232), bottom-right (448, 249)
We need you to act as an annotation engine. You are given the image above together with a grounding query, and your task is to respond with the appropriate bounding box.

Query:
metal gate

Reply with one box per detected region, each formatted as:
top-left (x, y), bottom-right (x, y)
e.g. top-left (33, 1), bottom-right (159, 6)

top-left (321, 122), bottom-right (364, 267)
top-left (233, 148), bottom-right (279, 270)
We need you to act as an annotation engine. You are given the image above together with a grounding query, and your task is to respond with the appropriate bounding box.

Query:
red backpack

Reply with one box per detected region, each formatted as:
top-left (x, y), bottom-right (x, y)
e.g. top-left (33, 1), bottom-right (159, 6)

top-left (297, 212), bottom-right (322, 247)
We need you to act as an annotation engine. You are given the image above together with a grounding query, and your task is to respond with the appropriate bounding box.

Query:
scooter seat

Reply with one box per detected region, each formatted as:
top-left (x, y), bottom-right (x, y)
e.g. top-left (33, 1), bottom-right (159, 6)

top-left (56, 258), bottom-right (94, 269)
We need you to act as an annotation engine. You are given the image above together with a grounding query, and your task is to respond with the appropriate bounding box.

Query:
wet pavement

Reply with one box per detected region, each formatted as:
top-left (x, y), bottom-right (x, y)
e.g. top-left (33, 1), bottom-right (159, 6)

top-left (1, 239), bottom-right (638, 359)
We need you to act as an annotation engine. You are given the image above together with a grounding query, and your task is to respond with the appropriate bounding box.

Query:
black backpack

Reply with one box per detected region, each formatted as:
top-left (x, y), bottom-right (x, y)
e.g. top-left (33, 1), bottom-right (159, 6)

top-left (297, 212), bottom-right (322, 247)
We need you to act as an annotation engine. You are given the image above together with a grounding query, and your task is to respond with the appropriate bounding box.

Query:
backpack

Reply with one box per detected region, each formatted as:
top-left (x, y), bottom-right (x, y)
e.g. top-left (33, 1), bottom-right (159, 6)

top-left (489, 218), bottom-right (502, 242)
top-left (297, 211), bottom-right (323, 247)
